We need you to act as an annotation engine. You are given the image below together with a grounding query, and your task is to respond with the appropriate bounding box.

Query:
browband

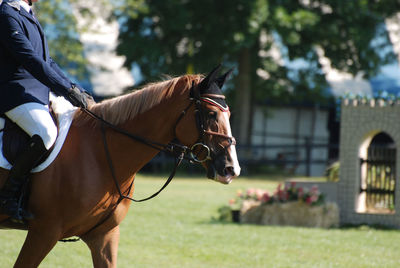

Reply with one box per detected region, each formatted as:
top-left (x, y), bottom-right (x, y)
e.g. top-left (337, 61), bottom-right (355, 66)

top-left (200, 97), bottom-right (229, 112)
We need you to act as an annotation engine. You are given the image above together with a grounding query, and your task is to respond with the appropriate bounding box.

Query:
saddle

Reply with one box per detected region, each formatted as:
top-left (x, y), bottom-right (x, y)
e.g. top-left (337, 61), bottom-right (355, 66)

top-left (0, 94), bottom-right (76, 172)
top-left (1, 108), bottom-right (58, 166)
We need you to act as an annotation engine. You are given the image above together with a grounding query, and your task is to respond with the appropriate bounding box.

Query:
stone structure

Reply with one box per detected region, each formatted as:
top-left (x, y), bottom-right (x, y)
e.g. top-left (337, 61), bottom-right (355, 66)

top-left (339, 98), bottom-right (400, 227)
top-left (240, 200), bottom-right (339, 228)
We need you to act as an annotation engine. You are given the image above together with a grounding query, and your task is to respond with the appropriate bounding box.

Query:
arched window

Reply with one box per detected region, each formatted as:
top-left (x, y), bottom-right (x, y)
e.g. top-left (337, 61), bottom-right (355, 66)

top-left (358, 132), bottom-right (396, 214)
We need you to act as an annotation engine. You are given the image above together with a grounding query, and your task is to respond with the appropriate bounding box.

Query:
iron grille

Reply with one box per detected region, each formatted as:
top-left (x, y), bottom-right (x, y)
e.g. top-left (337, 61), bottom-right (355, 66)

top-left (360, 146), bottom-right (396, 213)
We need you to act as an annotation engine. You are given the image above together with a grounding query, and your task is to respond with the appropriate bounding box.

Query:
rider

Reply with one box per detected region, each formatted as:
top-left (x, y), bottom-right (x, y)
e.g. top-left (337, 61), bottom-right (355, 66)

top-left (0, 0), bottom-right (92, 221)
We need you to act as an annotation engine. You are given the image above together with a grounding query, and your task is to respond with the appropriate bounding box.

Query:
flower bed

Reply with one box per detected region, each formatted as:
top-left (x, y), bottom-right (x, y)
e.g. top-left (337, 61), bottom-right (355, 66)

top-left (220, 183), bottom-right (339, 228)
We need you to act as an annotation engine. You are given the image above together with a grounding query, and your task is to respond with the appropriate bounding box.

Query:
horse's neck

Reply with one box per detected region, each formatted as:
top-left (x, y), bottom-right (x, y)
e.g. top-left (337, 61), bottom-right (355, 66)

top-left (105, 92), bottom-right (189, 179)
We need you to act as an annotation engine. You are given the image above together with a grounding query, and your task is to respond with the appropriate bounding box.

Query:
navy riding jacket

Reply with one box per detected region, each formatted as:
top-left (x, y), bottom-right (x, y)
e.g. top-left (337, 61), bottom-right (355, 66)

top-left (0, 0), bottom-right (74, 114)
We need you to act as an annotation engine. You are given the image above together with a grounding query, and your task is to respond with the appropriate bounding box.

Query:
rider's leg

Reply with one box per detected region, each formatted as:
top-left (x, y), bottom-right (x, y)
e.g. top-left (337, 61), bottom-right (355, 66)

top-left (0, 103), bottom-right (57, 220)
top-left (5, 103), bottom-right (58, 150)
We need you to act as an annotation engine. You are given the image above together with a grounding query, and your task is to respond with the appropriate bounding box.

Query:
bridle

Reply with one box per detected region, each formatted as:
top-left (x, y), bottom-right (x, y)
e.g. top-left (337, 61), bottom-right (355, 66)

top-left (82, 82), bottom-right (236, 203)
top-left (188, 84), bottom-right (236, 163)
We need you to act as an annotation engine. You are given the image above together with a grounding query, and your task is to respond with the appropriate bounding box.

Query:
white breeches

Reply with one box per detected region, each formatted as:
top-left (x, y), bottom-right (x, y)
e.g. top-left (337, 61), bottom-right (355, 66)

top-left (4, 103), bottom-right (57, 150)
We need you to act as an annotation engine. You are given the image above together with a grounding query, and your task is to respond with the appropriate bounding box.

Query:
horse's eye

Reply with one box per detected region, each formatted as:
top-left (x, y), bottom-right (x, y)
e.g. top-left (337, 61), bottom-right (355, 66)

top-left (207, 111), bottom-right (217, 120)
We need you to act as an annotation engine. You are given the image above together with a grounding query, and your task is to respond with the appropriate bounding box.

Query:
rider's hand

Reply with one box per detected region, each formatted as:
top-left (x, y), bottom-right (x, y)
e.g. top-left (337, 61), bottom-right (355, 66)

top-left (68, 84), bottom-right (90, 109)
top-left (76, 84), bottom-right (96, 106)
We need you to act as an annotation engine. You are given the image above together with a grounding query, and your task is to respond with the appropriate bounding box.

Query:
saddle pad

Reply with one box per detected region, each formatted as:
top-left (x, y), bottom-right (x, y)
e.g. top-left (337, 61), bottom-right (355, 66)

top-left (0, 94), bottom-right (77, 172)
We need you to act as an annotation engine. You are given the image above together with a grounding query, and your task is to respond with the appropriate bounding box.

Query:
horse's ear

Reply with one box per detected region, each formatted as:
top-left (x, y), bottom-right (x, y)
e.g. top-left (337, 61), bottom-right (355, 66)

top-left (191, 81), bottom-right (201, 99)
top-left (199, 64), bottom-right (221, 91)
top-left (216, 68), bottom-right (233, 88)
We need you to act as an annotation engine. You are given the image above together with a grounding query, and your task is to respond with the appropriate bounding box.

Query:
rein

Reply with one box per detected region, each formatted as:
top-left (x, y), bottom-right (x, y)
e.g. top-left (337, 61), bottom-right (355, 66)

top-left (83, 107), bottom-right (190, 203)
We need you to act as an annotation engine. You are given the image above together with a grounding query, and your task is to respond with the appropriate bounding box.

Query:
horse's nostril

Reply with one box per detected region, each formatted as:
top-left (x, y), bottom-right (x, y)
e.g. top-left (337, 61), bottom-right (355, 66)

top-left (224, 166), bottom-right (235, 176)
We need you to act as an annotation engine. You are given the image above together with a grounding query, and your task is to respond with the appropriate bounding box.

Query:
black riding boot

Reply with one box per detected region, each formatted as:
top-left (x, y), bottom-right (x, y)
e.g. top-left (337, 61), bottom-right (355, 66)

top-left (0, 135), bottom-right (48, 221)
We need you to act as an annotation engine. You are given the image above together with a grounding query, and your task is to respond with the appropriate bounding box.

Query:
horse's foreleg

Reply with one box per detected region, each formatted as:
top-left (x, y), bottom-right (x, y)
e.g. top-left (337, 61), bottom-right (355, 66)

top-left (14, 226), bottom-right (61, 268)
top-left (83, 225), bottom-right (120, 268)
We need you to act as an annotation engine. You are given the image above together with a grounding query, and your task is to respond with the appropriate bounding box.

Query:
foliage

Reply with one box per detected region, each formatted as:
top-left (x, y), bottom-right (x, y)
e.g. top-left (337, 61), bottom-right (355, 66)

top-left (326, 161), bottom-right (340, 182)
top-left (35, 0), bottom-right (90, 78)
top-left (113, 0), bottom-right (400, 99)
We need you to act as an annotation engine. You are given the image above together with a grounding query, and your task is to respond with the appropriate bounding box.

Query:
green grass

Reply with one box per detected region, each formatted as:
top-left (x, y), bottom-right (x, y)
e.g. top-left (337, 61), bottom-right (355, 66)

top-left (1, 174), bottom-right (400, 267)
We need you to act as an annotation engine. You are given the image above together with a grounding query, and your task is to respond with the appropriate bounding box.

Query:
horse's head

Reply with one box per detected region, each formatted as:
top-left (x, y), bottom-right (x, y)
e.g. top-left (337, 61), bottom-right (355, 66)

top-left (176, 66), bottom-right (241, 184)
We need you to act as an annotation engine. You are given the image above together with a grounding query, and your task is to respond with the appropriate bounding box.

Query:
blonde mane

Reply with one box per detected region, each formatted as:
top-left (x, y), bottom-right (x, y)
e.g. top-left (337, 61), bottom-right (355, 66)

top-left (77, 74), bottom-right (203, 126)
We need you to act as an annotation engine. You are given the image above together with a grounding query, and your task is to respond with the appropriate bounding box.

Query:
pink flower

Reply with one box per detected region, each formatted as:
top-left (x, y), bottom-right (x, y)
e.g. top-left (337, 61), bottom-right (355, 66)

top-left (310, 185), bottom-right (319, 194)
top-left (277, 189), bottom-right (288, 201)
top-left (255, 189), bottom-right (265, 201)
top-left (277, 184), bottom-right (282, 191)
top-left (298, 187), bottom-right (304, 198)
top-left (310, 195), bottom-right (319, 203)
top-left (246, 188), bottom-right (255, 197)
top-left (306, 196), bottom-right (312, 205)
top-left (261, 192), bottom-right (270, 203)
top-left (229, 199), bottom-right (236, 205)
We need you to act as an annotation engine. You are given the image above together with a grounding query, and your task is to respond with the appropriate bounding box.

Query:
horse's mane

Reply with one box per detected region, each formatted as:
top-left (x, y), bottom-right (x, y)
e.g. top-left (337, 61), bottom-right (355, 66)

top-left (75, 74), bottom-right (203, 126)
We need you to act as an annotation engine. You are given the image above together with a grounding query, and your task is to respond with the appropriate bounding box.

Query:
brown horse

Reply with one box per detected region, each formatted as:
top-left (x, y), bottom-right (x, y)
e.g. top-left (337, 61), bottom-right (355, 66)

top-left (0, 67), bottom-right (240, 267)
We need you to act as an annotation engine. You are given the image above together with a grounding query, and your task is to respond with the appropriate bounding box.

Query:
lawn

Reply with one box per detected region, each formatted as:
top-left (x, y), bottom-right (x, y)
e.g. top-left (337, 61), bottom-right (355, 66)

top-left (1, 174), bottom-right (400, 267)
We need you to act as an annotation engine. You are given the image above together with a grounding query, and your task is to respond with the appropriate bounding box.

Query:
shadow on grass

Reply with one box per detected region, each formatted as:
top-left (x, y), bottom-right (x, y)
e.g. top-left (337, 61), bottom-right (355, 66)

top-left (203, 218), bottom-right (400, 232)
top-left (339, 223), bottom-right (399, 231)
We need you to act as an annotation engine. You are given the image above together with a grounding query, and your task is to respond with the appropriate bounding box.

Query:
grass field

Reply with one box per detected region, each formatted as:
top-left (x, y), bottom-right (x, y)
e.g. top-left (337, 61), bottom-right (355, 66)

top-left (1, 174), bottom-right (400, 267)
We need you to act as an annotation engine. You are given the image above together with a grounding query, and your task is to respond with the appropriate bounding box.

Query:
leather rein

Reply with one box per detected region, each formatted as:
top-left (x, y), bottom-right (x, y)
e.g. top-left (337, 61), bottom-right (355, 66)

top-left (82, 85), bottom-right (235, 203)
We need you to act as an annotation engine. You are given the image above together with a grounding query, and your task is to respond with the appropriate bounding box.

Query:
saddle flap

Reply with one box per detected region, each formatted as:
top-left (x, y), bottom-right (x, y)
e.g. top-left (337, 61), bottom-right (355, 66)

top-left (1, 107), bottom-right (58, 166)
top-left (2, 118), bottom-right (31, 165)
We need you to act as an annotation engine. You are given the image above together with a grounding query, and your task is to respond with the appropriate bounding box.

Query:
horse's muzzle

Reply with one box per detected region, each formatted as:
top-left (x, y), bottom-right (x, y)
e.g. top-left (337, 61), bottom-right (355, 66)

top-left (206, 158), bottom-right (239, 184)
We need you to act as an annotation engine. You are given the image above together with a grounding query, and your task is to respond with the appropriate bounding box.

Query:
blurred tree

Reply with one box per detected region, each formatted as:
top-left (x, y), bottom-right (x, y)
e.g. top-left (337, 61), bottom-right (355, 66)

top-left (113, 0), bottom-right (400, 144)
top-left (35, 0), bottom-right (90, 78)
